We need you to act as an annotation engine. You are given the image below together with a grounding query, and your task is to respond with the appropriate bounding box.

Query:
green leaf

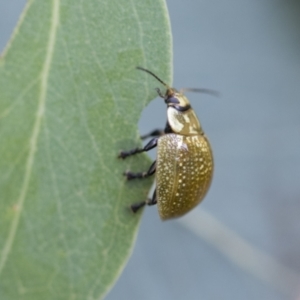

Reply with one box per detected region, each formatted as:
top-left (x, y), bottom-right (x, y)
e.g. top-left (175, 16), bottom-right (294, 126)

top-left (0, 0), bottom-right (172, 299)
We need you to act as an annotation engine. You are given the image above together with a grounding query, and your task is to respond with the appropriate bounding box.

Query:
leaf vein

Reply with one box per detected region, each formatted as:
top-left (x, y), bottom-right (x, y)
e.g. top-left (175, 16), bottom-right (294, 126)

top-left (0, 0), bottom-right (60, 275)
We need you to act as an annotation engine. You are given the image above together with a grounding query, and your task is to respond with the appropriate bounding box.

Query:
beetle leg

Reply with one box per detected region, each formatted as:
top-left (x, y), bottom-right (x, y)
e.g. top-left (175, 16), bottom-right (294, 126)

top-left (131, 189), bottom-right (157, 213)
top-left (119, 137), bottom-right (158, 159)
top-left (140, 129), bottom-right (164, 140)
top-left (147, 189), bottom-right (157, 206)
top-left (130, 201), bottom-right (146, 213)
top-left (155, 87), bottom-right (165, 98)
top-left (124, 161), bottom-right (156, 180)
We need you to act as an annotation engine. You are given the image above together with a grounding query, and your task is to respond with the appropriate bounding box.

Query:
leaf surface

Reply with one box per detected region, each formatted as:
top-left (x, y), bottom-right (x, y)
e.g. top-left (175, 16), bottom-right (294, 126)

top-left (0, 0), bottom-right (172, 299)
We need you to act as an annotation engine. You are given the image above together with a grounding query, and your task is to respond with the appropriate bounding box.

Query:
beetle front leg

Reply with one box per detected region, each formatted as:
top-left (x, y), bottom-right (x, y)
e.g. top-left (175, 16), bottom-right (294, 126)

top-left (124, 161), bottom-right (156, 180)
top-left (131, 189), bottom-right (157, 213)
top-left (119, 137), bottom-right (158, 159)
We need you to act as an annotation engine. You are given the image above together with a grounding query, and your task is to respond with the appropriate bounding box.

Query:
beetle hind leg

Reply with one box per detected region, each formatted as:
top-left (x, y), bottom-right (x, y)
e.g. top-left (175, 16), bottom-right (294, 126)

top-left (131, 189), bottom-right (157, 213)
top-left (124, 161), bottom-right (156, 180)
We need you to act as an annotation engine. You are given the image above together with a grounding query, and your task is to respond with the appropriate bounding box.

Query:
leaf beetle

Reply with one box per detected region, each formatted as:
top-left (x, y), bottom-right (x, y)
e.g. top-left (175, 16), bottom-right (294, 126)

top-left (119, 67), bottom-right (214, 220)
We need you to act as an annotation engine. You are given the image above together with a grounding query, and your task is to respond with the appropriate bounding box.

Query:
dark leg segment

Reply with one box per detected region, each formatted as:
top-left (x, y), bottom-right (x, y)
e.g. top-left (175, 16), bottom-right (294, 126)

top-left (119, 137), bottom-right (158, 159)
top-left (155, 88), bottom-right (165, 98)
top-left (124, 161), bottom-right (156, 180)
top-left (131, 189), bottom-right (157, 213)
top-left (140, 129), bottom-right (164, 140)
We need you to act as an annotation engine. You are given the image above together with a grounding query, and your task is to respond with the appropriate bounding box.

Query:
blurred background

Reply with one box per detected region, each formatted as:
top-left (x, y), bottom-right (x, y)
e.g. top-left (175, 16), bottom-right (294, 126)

top-left (1, 1), bottom-right (300, 299)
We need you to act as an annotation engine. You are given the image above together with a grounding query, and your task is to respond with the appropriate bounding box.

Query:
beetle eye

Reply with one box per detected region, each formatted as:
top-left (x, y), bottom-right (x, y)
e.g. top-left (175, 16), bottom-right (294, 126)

top-left (165, 97), bottom-right (180, 105)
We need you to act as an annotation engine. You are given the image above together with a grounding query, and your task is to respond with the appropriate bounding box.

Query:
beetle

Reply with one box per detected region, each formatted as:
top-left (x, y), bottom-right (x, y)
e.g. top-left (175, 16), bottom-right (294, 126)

top-left (119, 67), bottom-right (214, 220)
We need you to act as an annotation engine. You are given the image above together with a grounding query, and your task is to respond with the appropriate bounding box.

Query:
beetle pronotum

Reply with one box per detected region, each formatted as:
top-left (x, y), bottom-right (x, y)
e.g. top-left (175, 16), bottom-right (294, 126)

top-left (119, 67), bottom-right (214, 220)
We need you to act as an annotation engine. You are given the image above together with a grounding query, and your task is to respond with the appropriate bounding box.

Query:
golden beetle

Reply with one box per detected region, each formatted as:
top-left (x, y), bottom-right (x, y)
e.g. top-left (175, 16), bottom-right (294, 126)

top-left (119, 67), bottom-right (214, 220)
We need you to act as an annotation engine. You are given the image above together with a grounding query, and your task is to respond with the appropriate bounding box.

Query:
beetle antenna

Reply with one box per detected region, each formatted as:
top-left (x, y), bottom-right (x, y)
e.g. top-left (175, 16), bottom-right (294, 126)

top-left (180, 88), bottom-right (220, 97)
top-left (136, 67), bottom-right (169, 88)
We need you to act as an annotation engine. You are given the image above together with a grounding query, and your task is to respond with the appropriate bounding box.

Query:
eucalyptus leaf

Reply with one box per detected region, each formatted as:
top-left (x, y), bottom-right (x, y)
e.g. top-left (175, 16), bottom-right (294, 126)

top-left (0, 0), bottom-right (172, 299)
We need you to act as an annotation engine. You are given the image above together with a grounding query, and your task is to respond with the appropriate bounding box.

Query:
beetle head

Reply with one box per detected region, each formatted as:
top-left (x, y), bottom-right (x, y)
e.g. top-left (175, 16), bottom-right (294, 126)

top-left (136, 67), bottom-right (192, 112)
top-left (163, 88), bottom-right (191, 112)
top-left (136, 67), bottom-right (202, 135)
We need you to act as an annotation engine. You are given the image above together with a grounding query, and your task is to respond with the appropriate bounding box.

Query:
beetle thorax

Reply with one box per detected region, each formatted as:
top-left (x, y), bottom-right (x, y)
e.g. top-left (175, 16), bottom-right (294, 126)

top-left (167, 106), bottom-right (202, 135)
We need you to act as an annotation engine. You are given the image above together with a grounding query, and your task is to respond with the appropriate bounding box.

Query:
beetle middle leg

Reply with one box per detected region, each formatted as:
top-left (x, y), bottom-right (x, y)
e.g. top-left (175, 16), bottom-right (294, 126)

top-left (131, 189), bottom-right (157, 213)
top-left (119, 137), bottom-right (158, 159)
top-left (124, 161), bottom-right (156, 180)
